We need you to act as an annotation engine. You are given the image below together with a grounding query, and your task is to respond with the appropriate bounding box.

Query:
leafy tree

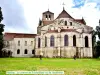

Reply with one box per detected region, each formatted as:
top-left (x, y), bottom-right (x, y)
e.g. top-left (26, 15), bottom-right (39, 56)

top-left (93, 20), bottom-right (100, 58)
top-left (92, 30), bottom-right (97, 57)
top-left (0, 7), bottom-right (4, 57)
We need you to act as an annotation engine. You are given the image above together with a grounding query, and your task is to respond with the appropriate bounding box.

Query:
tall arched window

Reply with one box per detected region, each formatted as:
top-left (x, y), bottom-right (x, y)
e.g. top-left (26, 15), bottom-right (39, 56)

top-left (17, 49), bottom-right (20, 54)
top-left (64, 35), bottom-right (68, 46)
top-left (73, 35), bottom-right (76, 46)
top-left (38, 38), bottom-right (41, 48)
top-left (85, 36), bottom-right (89, 47)
top-left (70, 22), bottom-right (72, 26)
top-left (50, 35), bottom-right (54, 47)
top-left (45, 37), bottom-right (47, 47)
top-left (65, 21), bottom-right (67, 25)
top-left (24, 49), bottom-right (28, 54)
top-left (32, 49), bottom-right (35, 54)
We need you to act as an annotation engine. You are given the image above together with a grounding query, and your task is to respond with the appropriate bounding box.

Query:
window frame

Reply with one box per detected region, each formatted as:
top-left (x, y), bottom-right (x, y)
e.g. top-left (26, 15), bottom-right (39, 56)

top-left (65, 21), bottom-right (67, 25)
top-left (25, 41), bottom-right (27, 46)
top-left (38, 38), bottom-right (41, 48)
top-left (73, 35), bottom-right (76, 46)
top-left (24, 49), bottom-right (28, 54)
top-left (64, 35), bottom-right (68, 46)
top-left (17, 49), bottom-right (20, 54)
top-left (18, 41), bottom-right (20, 46)
top-left (85, 36), bottom-right (89, 47)
top-left (50, 35), bottom-right (55, 47)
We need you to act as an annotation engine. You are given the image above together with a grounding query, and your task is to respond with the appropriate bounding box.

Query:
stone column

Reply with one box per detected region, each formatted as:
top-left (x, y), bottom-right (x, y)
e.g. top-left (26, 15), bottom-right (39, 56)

top-left (57, 33), bottom-right (61, 57)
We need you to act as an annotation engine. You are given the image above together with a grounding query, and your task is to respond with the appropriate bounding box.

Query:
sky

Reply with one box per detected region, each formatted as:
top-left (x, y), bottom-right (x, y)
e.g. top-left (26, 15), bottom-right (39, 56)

top-left (0, 0), bottom-right (100, 34)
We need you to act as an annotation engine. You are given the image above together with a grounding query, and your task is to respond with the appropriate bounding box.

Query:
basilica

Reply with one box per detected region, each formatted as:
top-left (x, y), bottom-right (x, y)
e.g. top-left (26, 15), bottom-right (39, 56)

top-left (3, 8), bottom-right (93, 58)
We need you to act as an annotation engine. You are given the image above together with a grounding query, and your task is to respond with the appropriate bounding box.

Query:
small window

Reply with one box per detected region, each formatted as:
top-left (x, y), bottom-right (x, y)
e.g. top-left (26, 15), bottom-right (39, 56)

top-left (46, 15), bottom-right (48, 20)
top-left (49, 15), bottom-right (51, 20)
top-left (18, 41), bottom-right (20, 46)
top-left (49, 15), bottom-right (51, 18)
top-left (70, 22), bottom-right (72, 26)
top-left (17, 49), bottom-right (20, 54)
top-left (65, 21), bottom-right (67, 25)
top-left (24, 49), bottom-right (28, 54)
top-left (31, 41), bottom-right (33, 46)
top-left (25, 41), bottom-right (27, 46)
top-left (46, 15), bottom-right (48, 18)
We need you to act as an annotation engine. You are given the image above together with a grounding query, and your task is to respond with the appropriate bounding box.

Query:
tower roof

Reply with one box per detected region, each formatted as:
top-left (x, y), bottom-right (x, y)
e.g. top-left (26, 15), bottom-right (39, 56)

top-left (56, 9), bottom-right (73, 19)
top-left (43, 10), bottom-right (54, 14)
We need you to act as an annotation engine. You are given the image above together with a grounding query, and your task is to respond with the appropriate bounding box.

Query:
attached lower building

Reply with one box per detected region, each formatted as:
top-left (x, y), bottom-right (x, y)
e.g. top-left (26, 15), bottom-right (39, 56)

top-left (3, 33), bottom-right (36, 57)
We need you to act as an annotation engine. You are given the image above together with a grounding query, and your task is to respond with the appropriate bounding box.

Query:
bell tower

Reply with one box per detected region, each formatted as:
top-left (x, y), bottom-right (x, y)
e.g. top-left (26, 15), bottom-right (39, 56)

top-left (42, 9), bottom-right (54, 21)
top-left (37, 9), bottom-right (54, 34)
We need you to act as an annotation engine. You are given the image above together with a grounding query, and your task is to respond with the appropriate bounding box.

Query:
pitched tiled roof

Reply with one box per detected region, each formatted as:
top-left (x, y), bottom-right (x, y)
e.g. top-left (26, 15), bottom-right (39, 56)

top-left (4, 32), bottom-right (36, 40)
top-left (56, 9), bottom-right (73, 19)
top-left (43, 10), bottom-right (54, 14)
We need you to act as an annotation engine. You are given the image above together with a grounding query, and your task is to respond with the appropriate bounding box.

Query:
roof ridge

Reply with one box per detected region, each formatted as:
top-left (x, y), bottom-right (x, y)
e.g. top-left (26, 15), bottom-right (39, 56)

top-left (56, 9), bottom-right (73, 19)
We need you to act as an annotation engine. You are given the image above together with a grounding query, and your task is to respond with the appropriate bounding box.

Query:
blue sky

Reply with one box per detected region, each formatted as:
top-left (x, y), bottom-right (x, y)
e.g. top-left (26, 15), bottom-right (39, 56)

top-left (0, 0), bottom-right (100, 33)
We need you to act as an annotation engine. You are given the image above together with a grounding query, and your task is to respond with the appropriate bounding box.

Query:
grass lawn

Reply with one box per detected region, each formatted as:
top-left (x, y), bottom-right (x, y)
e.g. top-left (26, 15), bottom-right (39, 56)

top-left (0, 58), bottom-right (100, 75)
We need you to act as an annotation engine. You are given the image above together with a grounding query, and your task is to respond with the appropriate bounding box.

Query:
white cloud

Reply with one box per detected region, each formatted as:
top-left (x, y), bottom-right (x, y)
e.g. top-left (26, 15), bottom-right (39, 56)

top-left (72, 2), bottom-right (100, 29)
top-left (18, 0), bottom-right (74, 33)
top-left (17, 0), bottom-right (100, 33)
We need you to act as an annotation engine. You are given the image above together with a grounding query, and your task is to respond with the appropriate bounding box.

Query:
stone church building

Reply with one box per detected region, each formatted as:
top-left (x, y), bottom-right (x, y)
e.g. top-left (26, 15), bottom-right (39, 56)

top-left (3, 8), bottom-right (93, 58)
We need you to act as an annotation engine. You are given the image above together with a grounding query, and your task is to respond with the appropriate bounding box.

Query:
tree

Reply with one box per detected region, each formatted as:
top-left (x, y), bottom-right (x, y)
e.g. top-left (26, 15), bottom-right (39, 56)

top-left (93, 19), bottom-right (100, 58)
top-left (92, 30), bottom-right (96, 57)
top-left (0, 7), bottom-right (4, 57)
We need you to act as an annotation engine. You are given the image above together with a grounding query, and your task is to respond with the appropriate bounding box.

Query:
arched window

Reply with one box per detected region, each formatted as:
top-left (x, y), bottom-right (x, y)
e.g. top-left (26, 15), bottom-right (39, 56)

top-left (73, 35), bottom-right (76, 46)
top-left (49, 15), bottom-right (51, 20)
top-left (46, 15), bottom-right (48, 18)
top-left (70, 22), bottom-right (72, 26)
top-left (85, 36), bottom-right (89, 47)
top-left (24, 49), bottom-right (28, 54)
top-left (45, 37), bottom-right (47, 47)
top-left (8, 51), bottom-right (10, 55)
top-left (64, 35), bottom-right (68, 46)
top-left (46, 15), bottom-right (48, 20)
top-left (50, 35), bottom-right (54, 47)
top-left (17, 49), bottom-right (20, 54)
top-left (38, 38), bottom-right (41, 48)
top-left (32, 50), bottom-right (35, 54)
top-left (65, 21), bottom-right (67, 25)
